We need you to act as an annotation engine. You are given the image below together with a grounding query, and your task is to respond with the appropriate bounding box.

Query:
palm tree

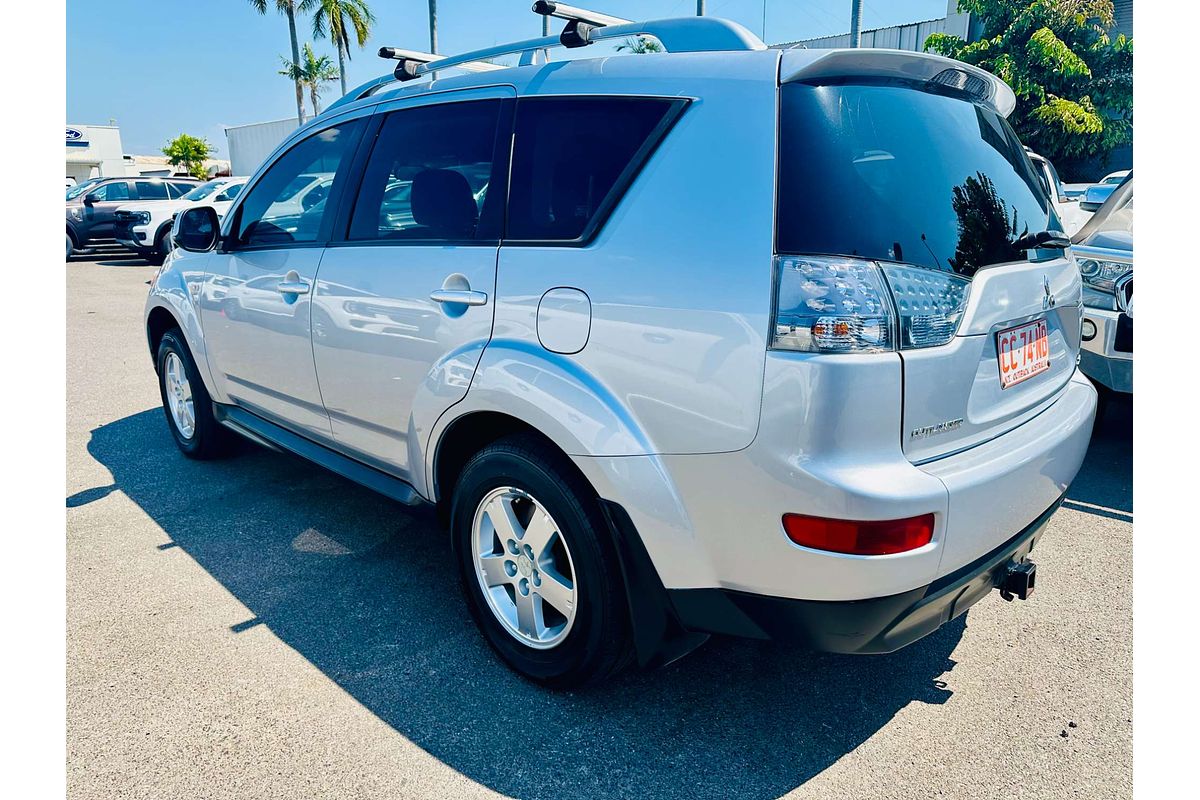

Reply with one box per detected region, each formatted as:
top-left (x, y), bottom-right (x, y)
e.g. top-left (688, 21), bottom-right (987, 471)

top-left (279, 44), bottom-right (341, 118)
top-left (427, 0), bottom-right (438, 54)
top-left (304, 0), bottom-right (375, 97)
top-left (250, 0), bottom-right (306, 124)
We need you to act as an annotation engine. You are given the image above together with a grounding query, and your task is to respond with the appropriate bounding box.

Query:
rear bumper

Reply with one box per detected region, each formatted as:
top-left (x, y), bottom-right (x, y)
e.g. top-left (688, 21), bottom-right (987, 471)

top-left (666, 494), bottom-right (1060, 653)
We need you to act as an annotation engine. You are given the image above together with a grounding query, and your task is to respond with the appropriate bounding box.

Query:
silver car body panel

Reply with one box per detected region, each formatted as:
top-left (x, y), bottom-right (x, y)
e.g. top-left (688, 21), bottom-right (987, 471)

top-left (148, 45), bottom-right (1096, 606)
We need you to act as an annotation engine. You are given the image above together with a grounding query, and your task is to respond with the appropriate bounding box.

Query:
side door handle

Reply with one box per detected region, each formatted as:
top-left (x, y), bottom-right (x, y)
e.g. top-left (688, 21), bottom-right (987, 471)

top-left (277, 270), bottom-right (311, 295)
top-left (429, 289), bottom-right (488, 307)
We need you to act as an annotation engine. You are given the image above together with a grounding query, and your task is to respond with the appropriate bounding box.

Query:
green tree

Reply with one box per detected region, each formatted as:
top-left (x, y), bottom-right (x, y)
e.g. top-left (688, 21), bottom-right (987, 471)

top-left (251, 1), bottom-right (306, 124)
top-left (162, 134), bottom-right (212, 180)
top-left (305, 0), bottom-right (375, 97)
top-left (925, 0), bottom-right (1132, 179)
top-left (279, 43), bottom-right (340, 118)
top-left (615, 36), bottom-right (663, 54)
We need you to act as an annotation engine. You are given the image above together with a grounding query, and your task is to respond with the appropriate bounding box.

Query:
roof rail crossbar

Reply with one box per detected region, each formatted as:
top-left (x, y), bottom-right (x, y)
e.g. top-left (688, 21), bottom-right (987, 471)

top-left (324, 7), bottom-right (766, 111)
top-left (531, 2), bottom-right (630, 28)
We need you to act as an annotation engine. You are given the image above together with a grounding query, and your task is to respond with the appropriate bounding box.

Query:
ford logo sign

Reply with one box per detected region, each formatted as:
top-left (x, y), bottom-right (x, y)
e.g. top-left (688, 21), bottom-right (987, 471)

top-left (66, 127), bottom-right (83, 141)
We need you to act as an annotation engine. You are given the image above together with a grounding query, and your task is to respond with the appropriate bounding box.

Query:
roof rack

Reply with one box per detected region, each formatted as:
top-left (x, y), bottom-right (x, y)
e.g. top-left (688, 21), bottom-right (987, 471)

top-left (325, 3), bottom-right (764, 114)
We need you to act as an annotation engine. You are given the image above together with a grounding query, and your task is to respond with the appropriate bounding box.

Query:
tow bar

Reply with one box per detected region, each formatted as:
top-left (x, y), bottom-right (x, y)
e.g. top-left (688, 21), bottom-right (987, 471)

top-left (999, 560), bottom-right (1037, 601)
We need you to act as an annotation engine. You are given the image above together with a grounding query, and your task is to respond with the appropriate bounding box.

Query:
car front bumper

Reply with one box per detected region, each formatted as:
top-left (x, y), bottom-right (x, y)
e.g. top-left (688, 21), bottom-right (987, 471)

top-left (1080, 306), bottom-right (1132, 393)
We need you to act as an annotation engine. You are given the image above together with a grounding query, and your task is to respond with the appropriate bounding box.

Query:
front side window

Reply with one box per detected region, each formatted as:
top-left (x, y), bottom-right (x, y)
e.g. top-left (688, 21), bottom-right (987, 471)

top-left (66, 178), bottom-right (101, 200)
top-left (234, 120), bottom-right (364, 247)
top-left (777, 81), bottom-right (1056, 278)
top-left (169, 181), bottom-right (199, 197)
top-left (136, 181), bottom-right (169, 200)
top-left (215, 183), bottom-right (244, 202)
top-left (93, 181), bottom-right (130, 202)
top-left (349, 100), bottom-right (505, 242)
top-left (506, 97), bottom-right (679, 241)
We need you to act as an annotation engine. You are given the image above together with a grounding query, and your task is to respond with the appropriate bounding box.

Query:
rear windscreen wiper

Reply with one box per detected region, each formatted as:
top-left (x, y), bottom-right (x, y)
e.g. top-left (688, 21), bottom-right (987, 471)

top-left (1011, 229), bottom-right (1071, 251)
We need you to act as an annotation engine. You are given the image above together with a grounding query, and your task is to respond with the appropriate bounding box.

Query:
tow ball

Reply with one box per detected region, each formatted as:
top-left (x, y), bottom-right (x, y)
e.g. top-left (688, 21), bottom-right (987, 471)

top-left (999, 559), bottom-right (1037, 601)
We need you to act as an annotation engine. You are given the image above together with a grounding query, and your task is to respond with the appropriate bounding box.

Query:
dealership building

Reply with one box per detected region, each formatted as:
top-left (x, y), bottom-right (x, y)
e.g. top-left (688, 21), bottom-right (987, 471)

top-left (67, 124), bottom-right (231, 184)
top-left (65, 124), bottom-right (131, 184)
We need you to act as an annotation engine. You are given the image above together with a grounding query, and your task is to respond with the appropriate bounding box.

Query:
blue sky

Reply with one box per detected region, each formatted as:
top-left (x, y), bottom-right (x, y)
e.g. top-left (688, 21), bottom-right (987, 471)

top-left (67, 0), bottom-right (949, 156)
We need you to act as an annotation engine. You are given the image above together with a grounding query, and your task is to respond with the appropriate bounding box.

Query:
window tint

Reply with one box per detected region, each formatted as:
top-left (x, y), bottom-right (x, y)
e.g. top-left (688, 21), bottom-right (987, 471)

top-left (95, 181), bottom-right (130, 201)
top-left (136, 181), bottom-right (169, 200)
top-left (777, 82), bottom-right (1055, 278)
top-left (167, 182), bottom-right (196, 198)
top-left (349, 100), bottom-right (505, 242)
top-left (507, 97), bottom-right (678, 241)
top-left (234, 120), bottom-right (364, 247)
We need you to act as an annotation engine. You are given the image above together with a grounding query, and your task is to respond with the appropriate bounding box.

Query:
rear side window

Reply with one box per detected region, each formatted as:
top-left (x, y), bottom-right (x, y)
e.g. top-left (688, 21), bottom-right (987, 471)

top-left (506, 97), bottom-right (681, 242)
top-left (777, 82), bottom-right (1055, 278)
top-left (349, 99), bottom-right (506, 242)
top-left (135, 181), bottom-right (169, 200)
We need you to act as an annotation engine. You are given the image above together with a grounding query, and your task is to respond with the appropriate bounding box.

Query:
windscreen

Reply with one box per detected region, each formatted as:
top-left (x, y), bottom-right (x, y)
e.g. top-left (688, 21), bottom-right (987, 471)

top-left (777, 81), bottom-right (1056, 278)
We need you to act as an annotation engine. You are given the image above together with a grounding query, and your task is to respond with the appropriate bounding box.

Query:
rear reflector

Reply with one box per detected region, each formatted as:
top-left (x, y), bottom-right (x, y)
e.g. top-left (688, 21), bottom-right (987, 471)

top-left (782, 513), bottom-right (935, 555)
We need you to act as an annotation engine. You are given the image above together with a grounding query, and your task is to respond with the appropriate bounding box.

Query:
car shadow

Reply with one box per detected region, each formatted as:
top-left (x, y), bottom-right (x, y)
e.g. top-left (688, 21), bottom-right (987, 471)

top-left (79, 409), bottom-right (969, 800)
top-left (1064, 392), bottom-right (1132, 520)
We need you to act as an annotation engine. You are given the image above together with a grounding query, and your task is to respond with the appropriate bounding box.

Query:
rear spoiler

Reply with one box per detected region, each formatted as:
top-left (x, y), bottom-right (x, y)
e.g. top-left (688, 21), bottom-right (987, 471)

top-left (780, 49), bottom-right (1017, 118)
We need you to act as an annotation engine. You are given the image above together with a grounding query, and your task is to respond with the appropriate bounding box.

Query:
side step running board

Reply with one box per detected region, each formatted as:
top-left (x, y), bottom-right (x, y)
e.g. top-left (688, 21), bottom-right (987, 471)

top-left (214, 404), bottom-right (427, 507)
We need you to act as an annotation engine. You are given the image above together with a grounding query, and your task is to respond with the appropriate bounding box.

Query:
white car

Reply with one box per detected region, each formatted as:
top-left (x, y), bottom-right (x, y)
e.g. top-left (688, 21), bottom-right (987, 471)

top-left (115, 177), bottom-right (248, 264)
top-left (1026, 150), bottom-right (1091, 236)
top-left (1073, 177), bottom-right (1132, 402)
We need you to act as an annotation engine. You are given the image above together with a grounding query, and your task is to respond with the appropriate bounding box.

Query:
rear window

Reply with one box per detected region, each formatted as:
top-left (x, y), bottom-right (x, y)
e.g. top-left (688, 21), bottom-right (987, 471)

top-left (777, 81), bottom-right (1055, 278)
top-left (506, 97), bottom-right (681, 242)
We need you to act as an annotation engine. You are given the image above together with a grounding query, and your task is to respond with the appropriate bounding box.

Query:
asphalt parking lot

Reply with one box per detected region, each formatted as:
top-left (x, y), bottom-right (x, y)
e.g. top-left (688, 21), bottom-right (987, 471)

top-left (66, 253), bottom-right (1132, 800)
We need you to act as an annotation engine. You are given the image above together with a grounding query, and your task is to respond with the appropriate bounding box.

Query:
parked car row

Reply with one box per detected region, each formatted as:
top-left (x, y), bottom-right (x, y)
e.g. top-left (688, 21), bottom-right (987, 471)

top-left (114, 177), bottom-right (248, 264)
top-left (146, 32), bottom-right (1102, 687)
top-left (66, 176), bottom-right (200, 259)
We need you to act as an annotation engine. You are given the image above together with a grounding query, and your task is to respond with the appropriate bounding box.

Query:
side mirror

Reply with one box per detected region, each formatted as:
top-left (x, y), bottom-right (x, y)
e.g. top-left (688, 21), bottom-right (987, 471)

top-left (1080, 184), bottom-right (1115, 212)
top-left (83, 192), bottom-right (99, 205)
top-left (174, 206), bottom-right (221, 253)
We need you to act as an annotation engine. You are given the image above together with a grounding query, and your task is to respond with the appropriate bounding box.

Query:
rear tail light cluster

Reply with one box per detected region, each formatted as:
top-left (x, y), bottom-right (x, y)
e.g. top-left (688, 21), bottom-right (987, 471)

top-left (782, 513), bottom-right (935, 556)
top-left (772, 255), bottom-right (970, 353)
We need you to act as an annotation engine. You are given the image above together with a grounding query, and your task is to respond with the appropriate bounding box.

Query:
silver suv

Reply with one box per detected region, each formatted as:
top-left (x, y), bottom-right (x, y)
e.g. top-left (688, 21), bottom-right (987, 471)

top-left (145, 9), bottom-right (1096, 687)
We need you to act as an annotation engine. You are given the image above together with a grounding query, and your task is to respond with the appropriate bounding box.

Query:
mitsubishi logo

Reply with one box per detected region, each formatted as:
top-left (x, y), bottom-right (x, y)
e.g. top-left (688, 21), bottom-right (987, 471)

top-left (1042, 275), bottom-right (1056, 310)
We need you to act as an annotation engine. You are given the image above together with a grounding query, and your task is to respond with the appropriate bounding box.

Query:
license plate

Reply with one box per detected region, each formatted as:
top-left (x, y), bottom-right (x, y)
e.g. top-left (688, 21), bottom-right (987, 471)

top-left (996, 319), bottom-right (1050, 389)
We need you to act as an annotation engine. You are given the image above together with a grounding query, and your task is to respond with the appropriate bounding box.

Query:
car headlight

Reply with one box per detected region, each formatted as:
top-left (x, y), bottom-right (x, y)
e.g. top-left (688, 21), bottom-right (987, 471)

top-left (70, 206), bottom-right (82, 221)
top-left (133, 211), bottom-right (151, 225)
top-left (1078, 258), bottom-right (1132, 293)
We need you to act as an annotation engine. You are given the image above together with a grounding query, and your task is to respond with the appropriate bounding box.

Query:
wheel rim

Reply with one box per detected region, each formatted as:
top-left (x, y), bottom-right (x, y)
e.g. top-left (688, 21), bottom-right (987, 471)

top-left (163, 352), bottom-right (195, 439)
top-left (471, 486), bottom-right (578, 649)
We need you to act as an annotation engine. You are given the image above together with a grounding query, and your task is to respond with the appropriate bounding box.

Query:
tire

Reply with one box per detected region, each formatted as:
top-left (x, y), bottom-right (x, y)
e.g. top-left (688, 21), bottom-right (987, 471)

top-left (148, 224), bottom-right (173, 266)
top-left (451, 434), bottom-right (633, 687)
top-left (156, 328), bottom-right (234, 459)
top-left (65, 233), bottom-right (74, 261)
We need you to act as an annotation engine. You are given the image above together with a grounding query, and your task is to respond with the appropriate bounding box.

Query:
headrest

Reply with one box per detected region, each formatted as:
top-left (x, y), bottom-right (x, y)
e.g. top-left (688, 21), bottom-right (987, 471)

top-left (410, 168), bottom-right (477, 238)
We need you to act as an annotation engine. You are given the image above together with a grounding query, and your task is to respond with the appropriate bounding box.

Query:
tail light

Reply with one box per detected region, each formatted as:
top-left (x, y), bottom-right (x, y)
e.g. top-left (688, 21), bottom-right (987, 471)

top-left (782, 513), bottom-right (935, 555)
top-left (771, 255), bottom-right (970, 353)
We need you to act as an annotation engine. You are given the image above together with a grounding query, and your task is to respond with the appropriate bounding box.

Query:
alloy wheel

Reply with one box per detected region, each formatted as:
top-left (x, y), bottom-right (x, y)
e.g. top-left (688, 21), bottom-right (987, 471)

top-left (164, 351), bottom-right (195, 439)
top-left (471, 486), bottom-right (578, 649)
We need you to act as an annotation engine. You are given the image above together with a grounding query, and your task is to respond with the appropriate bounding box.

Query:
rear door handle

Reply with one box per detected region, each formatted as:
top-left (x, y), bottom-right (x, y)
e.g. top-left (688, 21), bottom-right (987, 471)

top-left (277, 279), bottom-right (310, 295)
top-left (429, 289), bottom-right (488, 306)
